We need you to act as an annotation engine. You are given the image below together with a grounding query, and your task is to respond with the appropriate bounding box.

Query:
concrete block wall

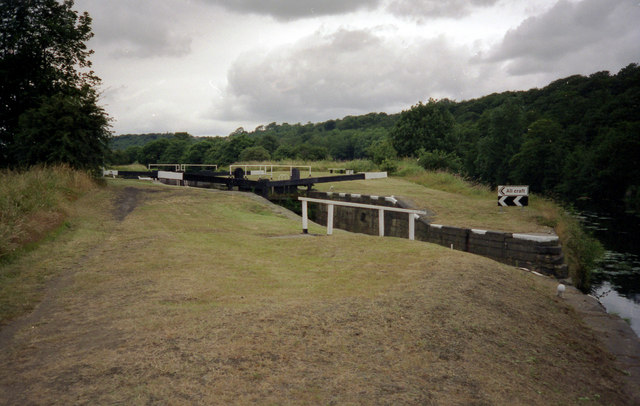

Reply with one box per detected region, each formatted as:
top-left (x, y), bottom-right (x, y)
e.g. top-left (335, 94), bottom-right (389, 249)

top-left (307, 191), bottom-right (567, 278)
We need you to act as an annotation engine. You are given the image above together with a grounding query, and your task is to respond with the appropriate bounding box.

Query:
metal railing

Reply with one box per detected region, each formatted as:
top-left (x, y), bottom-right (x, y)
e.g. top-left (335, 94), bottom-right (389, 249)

top-left (229, 164), bottom-right (312, 178)
top-left (298, 196), bottom-right (426, 240)
top-left (148, 163), bottom-right (218, 172)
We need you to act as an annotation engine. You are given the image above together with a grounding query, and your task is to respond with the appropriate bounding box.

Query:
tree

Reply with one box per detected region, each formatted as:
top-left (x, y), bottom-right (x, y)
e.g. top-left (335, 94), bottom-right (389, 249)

top-left (294, 144), bottom-right (328, 161)
top-left (509, 118), bottom-right (565, 193)
top-left (273, 144), bottom-right (295, 160)
top-left (138, 139), bottom-right (170, 165)
top-left (220, 133), bottom-right (254, 165)
top-left (159, 138), bottom-right (188, 163)
top-left (367, 137), bottom-right (397, 165)
top-left (183, 140), bottom-right (215, 164)
top-left (125, 146), bottom-right (141, 164)
top-left (584, 122), bottom-right (640, 206)
top-left (1, 0), bottom-right (109, 169)
top-left (390, 99), bottom-right (455, 157)
top-left (15, 89), bottom-right (109, 170)
top-left (418, 150), bottom-right (461, 173)
top-left (239, 146), bottom-right (270, 162)
top-left (473, 101), bottom-right (526, 185)
top-left (256, 134), bottom-right (279, 154)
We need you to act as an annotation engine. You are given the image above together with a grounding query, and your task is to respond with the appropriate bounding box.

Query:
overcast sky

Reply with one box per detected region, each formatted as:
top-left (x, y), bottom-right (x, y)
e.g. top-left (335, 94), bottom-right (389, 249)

top-left (73, 0), bottom-right (640, 137)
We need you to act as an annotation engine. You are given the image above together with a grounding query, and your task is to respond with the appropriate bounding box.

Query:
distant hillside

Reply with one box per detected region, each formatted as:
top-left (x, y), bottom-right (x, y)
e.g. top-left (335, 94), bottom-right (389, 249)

top-left (110, 132), bottom-right (195, 150)
top-left (108, 63), bottom-right (640, 213)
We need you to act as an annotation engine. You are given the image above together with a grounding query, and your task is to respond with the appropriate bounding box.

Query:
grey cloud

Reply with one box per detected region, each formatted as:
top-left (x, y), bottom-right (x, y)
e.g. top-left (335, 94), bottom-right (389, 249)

top-left (487, 0), bottom-right (640, 76)
top-left (200, 0), bottom-right (380, 20)
top-left (386, 0), bottom-right (500, 20)
top-left (78, 0), bottom-right (192, 58)
top-left (211, 28), bottom-right (480, 123)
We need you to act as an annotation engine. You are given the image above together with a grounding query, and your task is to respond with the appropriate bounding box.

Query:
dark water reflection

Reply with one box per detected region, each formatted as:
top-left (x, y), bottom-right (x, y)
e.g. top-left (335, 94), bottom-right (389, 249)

top-left (575, 210), bottom-right (640, 336)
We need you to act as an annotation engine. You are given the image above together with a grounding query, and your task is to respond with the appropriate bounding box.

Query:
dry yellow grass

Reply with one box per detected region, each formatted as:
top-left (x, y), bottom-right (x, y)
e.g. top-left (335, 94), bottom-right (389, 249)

top-left (0, 165), bottom-right (97, 258)
top-left (0, 180), bottom-right (629, 405)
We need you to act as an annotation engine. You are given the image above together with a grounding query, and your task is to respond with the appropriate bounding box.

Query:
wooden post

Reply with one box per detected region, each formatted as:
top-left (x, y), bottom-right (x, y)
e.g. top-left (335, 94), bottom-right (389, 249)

top-left (378, 208), bottom-right (385, 237)
top-left (409, 213), bottom-right (415, 240)
top-left (327, 204), bottom-right (334, 235)
top-left (302, 200), bottom-right (308, 234)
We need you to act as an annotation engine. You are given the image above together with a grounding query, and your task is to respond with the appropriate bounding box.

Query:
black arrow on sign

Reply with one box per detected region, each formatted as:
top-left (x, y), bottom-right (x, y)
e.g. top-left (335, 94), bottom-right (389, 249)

top-left (498, 196), bottom-right (528, 207)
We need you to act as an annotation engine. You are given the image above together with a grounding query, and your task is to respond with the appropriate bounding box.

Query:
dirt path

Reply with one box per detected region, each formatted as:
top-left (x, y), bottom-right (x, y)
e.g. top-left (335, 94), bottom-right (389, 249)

top-left (0, 186), bottom-right (161, 404)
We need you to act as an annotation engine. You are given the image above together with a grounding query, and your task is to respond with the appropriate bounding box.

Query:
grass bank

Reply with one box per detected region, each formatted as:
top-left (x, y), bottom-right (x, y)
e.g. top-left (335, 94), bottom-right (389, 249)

top-left (316, 168), bottom-right (602, 291)
top-left (105, 159), bottom-right (602, 290)
top-left (0, 165), bottom-right (98, 260)
top-left (0, 166), bottom-right (99, 322)
top-left (0, 180), bottom-right (628, 404)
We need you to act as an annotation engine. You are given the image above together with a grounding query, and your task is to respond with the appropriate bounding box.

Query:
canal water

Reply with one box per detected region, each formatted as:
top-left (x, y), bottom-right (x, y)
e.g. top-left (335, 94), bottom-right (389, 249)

top-left (576, 210), bottom-right (640, 337)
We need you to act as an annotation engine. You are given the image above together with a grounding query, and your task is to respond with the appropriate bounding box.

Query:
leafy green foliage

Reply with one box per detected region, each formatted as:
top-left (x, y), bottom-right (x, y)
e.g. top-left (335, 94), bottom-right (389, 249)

top-left (1, 0), bottom-right (110, 171)
top-left (418, 150), bottom-right (461, 173)
top-left (509, 118), bottom-right (565, 192)
top-left (239, 146), bottom-right (270, 162)
top-left (182, 140), bottom-right (215, 164)
top-left (379, 158), bottom-right (398, 174)
top-left (293, 144), bottom-right (328, 161)
top-left (138, 139), bottom-right (170, 165)
top-left (555, 210), bottom-right (605, 292)
top-left (159, 139), bottom-right (189, 164)
top-left (390, 99), bottom-right (455, 157)
top-left (110, 133), bottom-right (185, 150)
top-left (472, 101), bottom-right (526, 186)
top-left (368, 138), bottom-right (397, 165)
top-left (108, 64), bottom-right (640, 214)
top-left (14, 90), bottom-right (109, 172)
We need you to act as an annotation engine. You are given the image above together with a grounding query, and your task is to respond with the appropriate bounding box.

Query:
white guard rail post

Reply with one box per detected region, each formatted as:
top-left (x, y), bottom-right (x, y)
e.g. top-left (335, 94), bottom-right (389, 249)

top-left (230, 164), bottom-right (312, 178)
top-left (298, 197), bottom-right (426, 240)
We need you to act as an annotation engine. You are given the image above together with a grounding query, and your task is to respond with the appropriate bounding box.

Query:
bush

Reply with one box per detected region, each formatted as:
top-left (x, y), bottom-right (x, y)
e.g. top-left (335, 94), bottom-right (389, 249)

top-left (345, 160), bottom-right (377, 173)
top-left (273, 145), bottom-right (296, 161)
top-left (379, 159), bottom-right (398, 174)
top-left (395, 158), bottom-right (425, 177)
top-left (555, 210), bottom-right (604, 292)
top-left (368, 138), bottom-right (397, 165)
top-left (294, 145), bottom-right (328, 161)
top-left (239, 146), bottom-right (270, 162)
top-left (418, 150), bottom-right (462, 173)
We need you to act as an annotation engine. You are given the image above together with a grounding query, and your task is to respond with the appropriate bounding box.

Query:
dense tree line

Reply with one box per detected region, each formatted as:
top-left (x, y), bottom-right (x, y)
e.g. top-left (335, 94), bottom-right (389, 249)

top-left (1, 0), bottom-right (110, 172)
top-left (110, 64), bottom-right (639, 213)
top-left (109, 112), bottom-right (398, 166)
top-left (422, 63), bottom-right (639, 213)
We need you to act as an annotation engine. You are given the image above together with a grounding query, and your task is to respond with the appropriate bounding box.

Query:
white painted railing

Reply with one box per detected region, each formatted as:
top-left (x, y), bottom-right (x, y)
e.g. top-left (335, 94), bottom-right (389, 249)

top-left (148, 163), bottom-right (218, 171)
top-left (229, 164), bottom-right (312, 178)
top-left (298, 197), bottom-right (426, 240)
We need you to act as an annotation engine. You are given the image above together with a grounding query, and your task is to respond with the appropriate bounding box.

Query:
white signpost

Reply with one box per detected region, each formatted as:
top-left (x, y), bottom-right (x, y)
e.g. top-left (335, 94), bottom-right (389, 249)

top-left (498, 185), bottom-right (529, 207)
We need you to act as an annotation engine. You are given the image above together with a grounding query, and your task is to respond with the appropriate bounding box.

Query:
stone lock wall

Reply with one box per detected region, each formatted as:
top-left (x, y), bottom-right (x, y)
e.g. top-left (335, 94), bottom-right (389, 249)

top-left (307, 191), bottom-right (567, 278)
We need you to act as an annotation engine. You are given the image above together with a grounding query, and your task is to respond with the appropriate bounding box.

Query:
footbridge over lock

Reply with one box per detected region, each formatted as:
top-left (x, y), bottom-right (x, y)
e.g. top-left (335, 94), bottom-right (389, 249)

top-left (106, 167), bottom-right (387, 198)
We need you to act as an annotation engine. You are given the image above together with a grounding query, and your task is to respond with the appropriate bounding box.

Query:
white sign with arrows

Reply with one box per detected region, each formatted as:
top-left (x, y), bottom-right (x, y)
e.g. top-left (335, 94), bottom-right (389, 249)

top-left (498, 185), bottom-right (529, 197)
top-left (498, 185), bottom-right (529, 207)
